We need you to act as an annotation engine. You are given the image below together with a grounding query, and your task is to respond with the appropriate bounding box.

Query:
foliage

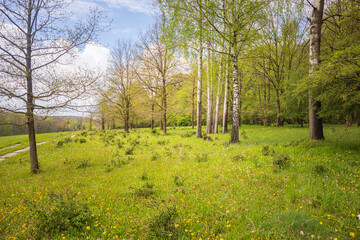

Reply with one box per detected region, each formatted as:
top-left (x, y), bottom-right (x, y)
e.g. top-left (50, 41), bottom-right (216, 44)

top-left (149, 206), bottom-right (178, 238)
top-left (27, 191), bottom-right (92, 237)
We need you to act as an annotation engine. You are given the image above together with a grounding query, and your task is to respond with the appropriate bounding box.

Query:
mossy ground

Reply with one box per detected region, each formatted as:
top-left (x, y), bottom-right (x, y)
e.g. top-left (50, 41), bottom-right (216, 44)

top-left (0, 125), bottom-right (359, 239)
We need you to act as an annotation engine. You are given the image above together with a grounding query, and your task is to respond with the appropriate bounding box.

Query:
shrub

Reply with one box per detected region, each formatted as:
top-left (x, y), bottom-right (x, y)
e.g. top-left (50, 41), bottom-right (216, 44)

top-left (195, 153), bottom-right (208, 162)
top-left (181, 131), bottom-right (195, 138)
top-left (132, 183), bottom-right (155, 198)
top-left (272, 153), bottom-right (290, 170)
top-left (56, 140), bottom-right (64, 148)
top-left (157, 140), bottom-right (167, 145)
top-left (173, 175), bottom-right (185, 187)
top-left (262, 145), bottom-right (275, 156)
top-left (116, 140), bottom-right (123, 149)
top-left (125, 146), bottom-right (135, 155)
top-left (28, 192), bottom-right (93, 237)
top-left (77, 159), bottom-right (91, 169)
top-left (314, 164), bottom-right (328, 175)
top-left (79, 138), bottom-right (86, 144)
top-left (150, 153), bottom-right (159, 161)
top-left (149, 206), bottom-right (178, 238)
top-left (141, 172), bottom-right (149, 181)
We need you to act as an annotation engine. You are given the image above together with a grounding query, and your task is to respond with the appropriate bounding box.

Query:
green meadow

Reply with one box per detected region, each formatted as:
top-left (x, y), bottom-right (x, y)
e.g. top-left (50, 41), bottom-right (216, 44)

top-left (0, 126), bottom-right (359, 239)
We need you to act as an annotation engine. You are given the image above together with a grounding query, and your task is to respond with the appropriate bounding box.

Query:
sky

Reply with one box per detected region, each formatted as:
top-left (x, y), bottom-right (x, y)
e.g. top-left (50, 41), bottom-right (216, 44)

top-left (1, 0), bottom-right (157, 117)
top-left (70, 0), bottom-right (156, 49)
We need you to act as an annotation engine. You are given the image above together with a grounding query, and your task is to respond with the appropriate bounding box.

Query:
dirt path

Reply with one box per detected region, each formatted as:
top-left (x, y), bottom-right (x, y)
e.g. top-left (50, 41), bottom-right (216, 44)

top-left (0, 144), bottom-right (20, 151)
top-left (0, 142), bottom-right (48, 162)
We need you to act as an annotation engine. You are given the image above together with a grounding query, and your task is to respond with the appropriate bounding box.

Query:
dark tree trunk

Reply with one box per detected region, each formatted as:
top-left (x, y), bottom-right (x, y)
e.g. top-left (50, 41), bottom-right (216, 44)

top-left (275, 89), bottom-right (282, 127)
top-left (26, 1), bottom-right (39, 173)
top-left (230, 55), bottom-right (240, 143)
top-left (124, 101), bottom-right (129, 133)
top-left (309, 0), bottom-right (325, 140)
top-left (101, 117), bottom-right (105, 130)
top-left (151, 104), bottom-right (154, 130)
top-left (163, 80), bottom-right (167, 134)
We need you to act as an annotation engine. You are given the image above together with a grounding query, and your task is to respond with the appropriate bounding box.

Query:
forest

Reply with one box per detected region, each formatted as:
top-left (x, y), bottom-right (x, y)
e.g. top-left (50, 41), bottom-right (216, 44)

top-left (92, 0), bottom-right (360, 141)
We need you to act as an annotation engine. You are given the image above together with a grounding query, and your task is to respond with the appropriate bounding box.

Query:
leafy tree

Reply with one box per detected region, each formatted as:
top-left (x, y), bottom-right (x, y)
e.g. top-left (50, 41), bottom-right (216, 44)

top-left (0, 0), bottom-right (103, 172)
top-left (317, 0), bottom-right (360, 125)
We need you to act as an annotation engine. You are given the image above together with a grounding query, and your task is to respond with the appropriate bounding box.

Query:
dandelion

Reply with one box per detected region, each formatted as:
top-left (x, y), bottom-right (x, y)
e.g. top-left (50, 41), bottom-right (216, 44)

top-left (320, 222), bottom-right (323, 225)
top-left (86, 226), bottom-right (90, 230)
top-left (350, 232), bottom-right (355, 238)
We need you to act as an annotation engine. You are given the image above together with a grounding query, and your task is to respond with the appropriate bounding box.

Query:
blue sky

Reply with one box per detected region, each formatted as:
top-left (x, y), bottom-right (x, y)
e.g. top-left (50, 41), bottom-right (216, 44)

top-left (71, 0), bottom-right (157, 49)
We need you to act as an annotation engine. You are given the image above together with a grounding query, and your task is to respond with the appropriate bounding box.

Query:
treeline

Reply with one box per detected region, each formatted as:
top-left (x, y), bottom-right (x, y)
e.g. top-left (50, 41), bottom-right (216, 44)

top-left (94, 0), bottom-right (360, 136)
top-left (0, 111), bottom-right (90, 136)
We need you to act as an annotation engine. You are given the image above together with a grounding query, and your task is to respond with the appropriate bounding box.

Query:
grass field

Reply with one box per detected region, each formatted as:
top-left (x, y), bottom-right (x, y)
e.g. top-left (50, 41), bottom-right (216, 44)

top-left (0, 132), bottom-right (75, 156)
top-left (0, 125), bottom-right (359, 239)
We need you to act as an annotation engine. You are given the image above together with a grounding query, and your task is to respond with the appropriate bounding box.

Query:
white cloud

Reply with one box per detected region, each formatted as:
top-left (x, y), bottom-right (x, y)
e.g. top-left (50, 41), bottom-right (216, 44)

top-left (75, 42), bottom-right (111, 73)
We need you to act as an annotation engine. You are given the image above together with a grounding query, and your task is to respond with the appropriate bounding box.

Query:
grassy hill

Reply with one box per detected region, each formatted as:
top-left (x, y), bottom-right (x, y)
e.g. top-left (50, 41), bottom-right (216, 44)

top-left (0, 126), bottom-right (359, 239)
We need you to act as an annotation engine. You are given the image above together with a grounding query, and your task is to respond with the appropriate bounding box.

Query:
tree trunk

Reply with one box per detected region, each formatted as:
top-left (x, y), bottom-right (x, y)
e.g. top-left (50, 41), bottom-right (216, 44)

top-left (213, 57), bottom-right (222, 133)
top-left (151, 103), bottom-right (154, 130)
top-left (124, 101), bottom-right (129, 133)
top-left (101, 117), bottom-right (105, 130)
top-left (275, 89), bottom-right (282, 127)
top-left (206, 48), bottom-right (213, 134)
top-left (163, 80), bottom-right (167, 134)
top-left (192, 76), bottom-right (195, 129)
top-left (230, 55), bottom-right (240, 143)
top-left (196, 17), bottom-right (203, 138)
top-left (26, 1), bottom-right (39, 173)
top-left (222, 63), bottom-right (229, 134)
top-left (309, 0), bottom-right (325, 140)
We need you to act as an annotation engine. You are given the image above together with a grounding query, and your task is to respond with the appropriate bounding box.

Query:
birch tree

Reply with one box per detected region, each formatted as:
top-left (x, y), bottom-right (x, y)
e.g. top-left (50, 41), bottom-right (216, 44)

top-left (308, 0), bottom-right (325, 140)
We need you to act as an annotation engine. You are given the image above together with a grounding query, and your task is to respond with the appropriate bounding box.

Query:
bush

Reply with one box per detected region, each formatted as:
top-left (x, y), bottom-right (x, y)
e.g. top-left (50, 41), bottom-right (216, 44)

top-left (195, 153), bottom-right (208, 162)
top-left (105, 158), bottom-right (128, 172)
top-left (132, 183), bottom-right (155, 198)
top-left (125, 146), bottom-right (135, 155)
top-left (149, 206), bottom-right (178, 238)
top-left (56, 140), bottom-right (64, 148)
top-left (173, 175), bottom-right (185, 187)
top-left (314, 164), bottom-right (328, 175)
top-left (79, 138), bottom-right (86, 144)
top-left (262, 146), bottom-right (275, 156)
top-left (28, 192), bottom-right (93, 237)
top-left (273, 153), bottom-right (290, 170)
top-left (77, 159), bottom-right (91, 169)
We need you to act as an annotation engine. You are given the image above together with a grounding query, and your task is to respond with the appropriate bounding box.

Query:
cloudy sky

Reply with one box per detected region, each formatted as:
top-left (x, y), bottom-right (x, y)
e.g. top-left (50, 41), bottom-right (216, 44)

top-left (66, 0), bottom-right (156, 73)
top-left (71, 0), bottom-right (156, 48)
